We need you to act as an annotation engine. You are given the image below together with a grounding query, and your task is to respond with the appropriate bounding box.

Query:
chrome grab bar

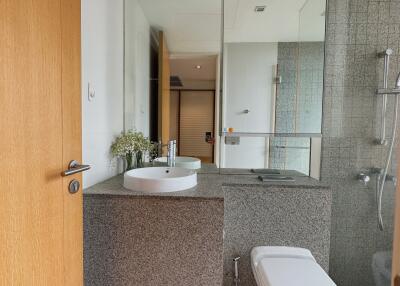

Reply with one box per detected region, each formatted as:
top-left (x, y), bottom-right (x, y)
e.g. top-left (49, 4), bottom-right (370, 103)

top-left (61, 160), bottom-right (91, 176)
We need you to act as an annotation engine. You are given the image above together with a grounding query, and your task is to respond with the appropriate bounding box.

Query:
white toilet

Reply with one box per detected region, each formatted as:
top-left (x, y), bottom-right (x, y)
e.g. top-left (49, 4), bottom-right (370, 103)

top-left (251, 246), bottom-right (336, 286)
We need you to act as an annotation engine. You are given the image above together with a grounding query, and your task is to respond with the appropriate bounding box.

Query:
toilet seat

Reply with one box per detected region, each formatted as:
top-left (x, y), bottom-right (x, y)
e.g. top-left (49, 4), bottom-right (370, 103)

top-left (251, 246), bottom-right (336, 286)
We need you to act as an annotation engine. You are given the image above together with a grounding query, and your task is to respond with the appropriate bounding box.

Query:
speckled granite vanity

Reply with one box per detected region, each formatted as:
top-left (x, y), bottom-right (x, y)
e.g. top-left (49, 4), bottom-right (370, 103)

top-left (84, 168), bottom-right (332, 286)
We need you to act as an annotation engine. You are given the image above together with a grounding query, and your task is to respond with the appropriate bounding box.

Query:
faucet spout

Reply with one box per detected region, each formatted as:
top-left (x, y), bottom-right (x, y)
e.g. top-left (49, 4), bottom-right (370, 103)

top-left (167, 140), bottom-right (177, 167)
top-left (157, 140), bottom-right (177, 167)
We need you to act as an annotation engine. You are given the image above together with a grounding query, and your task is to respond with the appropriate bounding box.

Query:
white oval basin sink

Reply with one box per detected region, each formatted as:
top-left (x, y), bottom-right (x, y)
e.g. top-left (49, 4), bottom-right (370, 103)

top-left (153, 156), bottom-right (201, 169)
top-left (123, 167), bottom-right (197, 193)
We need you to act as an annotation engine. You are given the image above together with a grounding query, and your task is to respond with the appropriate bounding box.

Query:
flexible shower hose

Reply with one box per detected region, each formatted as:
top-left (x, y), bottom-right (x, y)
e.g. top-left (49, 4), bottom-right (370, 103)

top-left (377, 95), bottom-right (399, 231)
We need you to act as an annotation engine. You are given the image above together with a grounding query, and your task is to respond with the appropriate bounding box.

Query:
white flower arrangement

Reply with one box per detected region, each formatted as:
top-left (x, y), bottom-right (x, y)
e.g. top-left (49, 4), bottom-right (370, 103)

top-left (110, 130), bottom-right (155, 170)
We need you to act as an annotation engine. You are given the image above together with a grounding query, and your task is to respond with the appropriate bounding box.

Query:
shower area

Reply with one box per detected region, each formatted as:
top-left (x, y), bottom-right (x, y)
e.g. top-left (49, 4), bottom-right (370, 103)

top-left (269, 41), bottom-right (325, 176)
top-left (322, 0), bottom-right (400, 285)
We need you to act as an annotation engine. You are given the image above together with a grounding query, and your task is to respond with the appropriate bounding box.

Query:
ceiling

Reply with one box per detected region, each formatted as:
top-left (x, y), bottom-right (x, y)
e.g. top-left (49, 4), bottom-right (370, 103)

top-left (138, 0), bottom-right (222, 54)
top-left (170, 56), bottom-right (217, 89)
top-left (170, 56), bottom-right (217, 80)
top-left (137, 0), bottom-right (325, 54)
top-left (224, 0), bottom-right (326, 42)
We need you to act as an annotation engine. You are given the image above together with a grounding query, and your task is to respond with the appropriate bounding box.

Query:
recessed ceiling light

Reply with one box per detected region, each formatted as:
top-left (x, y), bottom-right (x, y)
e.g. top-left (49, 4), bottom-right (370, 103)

top-left (255, 6), bottom-right (266, 12)
top-left (195, 65), bottom-right (202, 69)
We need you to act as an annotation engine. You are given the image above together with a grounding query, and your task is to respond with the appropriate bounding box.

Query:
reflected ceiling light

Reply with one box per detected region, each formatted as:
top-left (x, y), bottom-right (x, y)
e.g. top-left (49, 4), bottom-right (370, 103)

top-left (254, 6), bottom-right (266, 12)
top-left (195, 65), bottom-right (202, 69)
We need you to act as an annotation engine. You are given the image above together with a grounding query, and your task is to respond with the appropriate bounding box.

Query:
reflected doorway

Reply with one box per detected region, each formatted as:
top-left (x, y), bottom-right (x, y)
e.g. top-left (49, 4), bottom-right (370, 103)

top-left (170, 90), bottom-right (215, 163)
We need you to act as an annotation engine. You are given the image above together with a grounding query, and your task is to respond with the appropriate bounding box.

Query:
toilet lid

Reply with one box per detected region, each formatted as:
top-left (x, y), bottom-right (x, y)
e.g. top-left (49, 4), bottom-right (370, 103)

top-left (251, 247), bottom-right (336, 286)
top-left (254, 257), bottom-right (336, 286)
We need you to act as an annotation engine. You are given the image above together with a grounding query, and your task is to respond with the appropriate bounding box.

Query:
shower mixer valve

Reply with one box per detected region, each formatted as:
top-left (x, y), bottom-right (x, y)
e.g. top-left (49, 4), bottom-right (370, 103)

top-left (357, 173), bottom-right (370, 186)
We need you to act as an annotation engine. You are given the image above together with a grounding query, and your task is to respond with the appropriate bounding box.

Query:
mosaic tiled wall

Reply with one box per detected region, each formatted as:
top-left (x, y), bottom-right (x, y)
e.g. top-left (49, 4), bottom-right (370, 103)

top-left (275, 42), bottom-right (298, 133)
top-left (298, 42), bottom-right (325, 132)
top-left (275, 42), bottom-right (324, 133)
top-left (270, 42), bottom-right (324, 175)
top-left (322, 0), bottom-right (400, 285)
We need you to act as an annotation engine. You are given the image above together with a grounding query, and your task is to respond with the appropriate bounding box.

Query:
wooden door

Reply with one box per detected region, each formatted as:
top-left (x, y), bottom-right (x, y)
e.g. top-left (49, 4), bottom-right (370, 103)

top-left (158, 31), bottom-right (170, 148)
top-left (0, 0), bottom-right (83, 285)
top-left (179, 91), bottom-right (215, 163)
top-left (393, 162), bottom-right (400, 286)
top-left (170, 90), bottom-right (180, 143)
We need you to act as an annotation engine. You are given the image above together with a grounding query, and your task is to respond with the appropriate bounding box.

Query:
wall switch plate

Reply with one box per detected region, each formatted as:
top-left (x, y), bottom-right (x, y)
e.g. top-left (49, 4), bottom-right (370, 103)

top-left (225, 136), bottom-right (240, 145)
top-left (88, 83), bottom-right (95, 101)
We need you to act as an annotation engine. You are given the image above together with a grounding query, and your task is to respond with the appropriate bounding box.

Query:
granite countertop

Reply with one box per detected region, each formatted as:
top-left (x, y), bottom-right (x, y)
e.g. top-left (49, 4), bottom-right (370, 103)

top-left (84, 166), bottom-right (329, 199)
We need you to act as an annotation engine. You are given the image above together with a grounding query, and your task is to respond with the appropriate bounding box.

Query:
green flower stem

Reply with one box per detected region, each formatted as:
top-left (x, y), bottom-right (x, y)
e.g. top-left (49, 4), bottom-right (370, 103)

top-left (126, 152), bottom-right (133, 170)
top-left (136, 151), bottom-right (143, 168)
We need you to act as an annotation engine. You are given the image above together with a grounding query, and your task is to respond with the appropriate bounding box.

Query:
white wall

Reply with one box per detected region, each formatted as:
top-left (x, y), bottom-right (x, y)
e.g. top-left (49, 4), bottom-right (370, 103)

top-left (82, 0), bottom-right (124, 188)
top-left (124, 0), bottom-right (150, 136)
top-left (223, 137), bottom-right (269, 168)
top-left (223, 43), bottom-right (277, 133)
top-left (221, 43), bottom-right (277, 168)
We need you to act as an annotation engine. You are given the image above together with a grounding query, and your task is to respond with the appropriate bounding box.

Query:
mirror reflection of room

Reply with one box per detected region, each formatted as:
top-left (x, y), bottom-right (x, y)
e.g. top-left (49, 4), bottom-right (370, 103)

top-left (124, 0), bottom-right (221, 167)
top-left (220, 0), bottom-right (325, 175)
top-left (7, 0), bottom-right (400, 285)
top-left (223, 0), bottom-right (325, 134)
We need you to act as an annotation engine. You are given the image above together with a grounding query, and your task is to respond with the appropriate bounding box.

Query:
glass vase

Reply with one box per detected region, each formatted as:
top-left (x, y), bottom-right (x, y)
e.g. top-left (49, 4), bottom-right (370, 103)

top-left (126, 152), bottom-right (134, 171)
top-left (135, 151), bottom-right (144, 168)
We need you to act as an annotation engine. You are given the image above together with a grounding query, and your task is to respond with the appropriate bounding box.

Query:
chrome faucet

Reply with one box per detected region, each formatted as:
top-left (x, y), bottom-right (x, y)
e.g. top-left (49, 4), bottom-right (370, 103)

top-left (158, 140), bottom-right (177, 167)
top-left (167, 140), bottom-right (176, 167)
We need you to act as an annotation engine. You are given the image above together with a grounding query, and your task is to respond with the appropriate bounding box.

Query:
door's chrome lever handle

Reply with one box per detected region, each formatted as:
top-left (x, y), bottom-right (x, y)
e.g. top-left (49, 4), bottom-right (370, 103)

top-left (62, 160), bottom-right (91, 176)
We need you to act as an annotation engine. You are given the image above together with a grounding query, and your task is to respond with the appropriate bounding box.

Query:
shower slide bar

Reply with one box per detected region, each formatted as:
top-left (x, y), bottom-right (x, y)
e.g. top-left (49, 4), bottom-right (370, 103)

top-left (376, 49), bottom-right (393, 145)
top-left (374, 48), bottom-right (400, 231)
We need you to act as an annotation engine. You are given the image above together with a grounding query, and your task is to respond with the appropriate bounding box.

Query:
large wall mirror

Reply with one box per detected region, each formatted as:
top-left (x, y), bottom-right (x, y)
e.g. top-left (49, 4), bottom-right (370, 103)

top-left (124, 0), bottom-right (222, 165)
top-left (123, 0), bottom-right (326, 177)
top-left (220, 0), bottom-right (326, 176)
top-left (222, 0), bottom-right (326, 135)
